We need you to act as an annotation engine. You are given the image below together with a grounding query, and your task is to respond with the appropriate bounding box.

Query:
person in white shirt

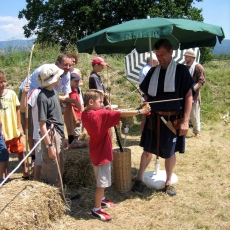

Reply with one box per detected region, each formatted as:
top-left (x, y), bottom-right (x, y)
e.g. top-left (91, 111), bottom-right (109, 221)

top-left (139, 53), bottom-right (158, 84)
top-left (19, 54), bottom-right (81, 151)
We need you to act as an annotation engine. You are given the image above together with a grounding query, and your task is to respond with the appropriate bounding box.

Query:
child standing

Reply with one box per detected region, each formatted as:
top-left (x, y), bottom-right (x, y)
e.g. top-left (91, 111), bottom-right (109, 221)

top-left (0, 111), bottom-right (9, 184)
top-left (68, 73), bottom-right (87, 148)
top-left (89, 57), bottom-right (111, 107)
top-left (0, 71), bottom-right (28, 179)
top-left (37, 64), bottom-right (67, 186)
top-left (82, 89), bottom-right (150, 221)
top-left (20, 85), bottom-right (42, 180)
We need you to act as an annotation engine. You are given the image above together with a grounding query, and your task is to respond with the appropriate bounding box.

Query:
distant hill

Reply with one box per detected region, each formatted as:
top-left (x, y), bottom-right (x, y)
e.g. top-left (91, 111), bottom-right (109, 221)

top-left (0, 38), bottom-right (230, 55)
top-left (0, 39), bottom-right (35, 52)
top-left (212, 39), bottom-right (230, 55)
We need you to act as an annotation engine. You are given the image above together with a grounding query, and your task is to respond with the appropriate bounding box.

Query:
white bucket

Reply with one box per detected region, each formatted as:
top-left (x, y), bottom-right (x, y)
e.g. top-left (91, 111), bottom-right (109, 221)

top-left (142, 170), bottom-right (178, 190)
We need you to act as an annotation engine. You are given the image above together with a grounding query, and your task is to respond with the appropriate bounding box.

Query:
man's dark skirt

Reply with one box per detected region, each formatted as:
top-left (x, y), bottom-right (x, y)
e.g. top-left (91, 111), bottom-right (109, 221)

top-left (140, 114), bottom-right (185, 159)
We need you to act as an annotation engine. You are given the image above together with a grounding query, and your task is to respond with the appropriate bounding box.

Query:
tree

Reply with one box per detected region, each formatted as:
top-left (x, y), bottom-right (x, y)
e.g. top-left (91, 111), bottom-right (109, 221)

top-left (19, 0), bottom-right (203, 50)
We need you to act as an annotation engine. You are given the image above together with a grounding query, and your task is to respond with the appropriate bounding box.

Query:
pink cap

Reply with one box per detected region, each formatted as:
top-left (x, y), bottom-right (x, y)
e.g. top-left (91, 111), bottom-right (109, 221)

top-left (92, 57), bottom-right (110, 68)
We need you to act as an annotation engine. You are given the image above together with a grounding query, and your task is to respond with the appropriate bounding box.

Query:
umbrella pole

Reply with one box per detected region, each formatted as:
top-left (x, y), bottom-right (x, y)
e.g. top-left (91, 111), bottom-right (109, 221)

top-left (25, 44), bottom-right (35, 179)
top-left (107, 66), bottom-right (108, 90)
top-left (148, 38), bottom-right (153, 67)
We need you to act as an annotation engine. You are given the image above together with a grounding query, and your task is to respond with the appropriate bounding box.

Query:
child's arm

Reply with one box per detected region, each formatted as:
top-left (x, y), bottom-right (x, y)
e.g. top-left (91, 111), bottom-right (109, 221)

top-left (40, 120), bottom-right (56, 160)
top-left (0, 115), bottom-right (1, 132)
top-left (59, 94), bottom-right (81, 111)
top-left (0, 115), bottom-right (4, 140)
top-left (20, 85), bottom-right (30, 113)
top-left (72, 106), bottom-right (80, 127)
top-left (16, 106), bottom-right (24, 136)
top-left (120, 103), bottom-right (151, 117)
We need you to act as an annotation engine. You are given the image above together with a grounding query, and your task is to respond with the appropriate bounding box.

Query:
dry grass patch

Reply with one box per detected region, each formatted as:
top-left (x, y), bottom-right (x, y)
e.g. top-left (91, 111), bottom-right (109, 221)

top-left (48, 122), bottom-right (230, 230)
top-left (4, 123), bottom-right (230, 230)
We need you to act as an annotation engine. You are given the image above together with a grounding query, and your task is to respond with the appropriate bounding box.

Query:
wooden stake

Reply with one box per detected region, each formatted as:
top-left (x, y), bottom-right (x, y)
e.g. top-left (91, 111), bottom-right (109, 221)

top-left (25, 44), bottom-right (35, 178)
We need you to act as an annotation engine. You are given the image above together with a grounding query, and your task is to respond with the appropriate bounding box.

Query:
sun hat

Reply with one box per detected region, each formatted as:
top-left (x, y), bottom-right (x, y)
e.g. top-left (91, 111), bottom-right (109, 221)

top-left (71, 73), bottom-right (81, 81)
top-left (184, 49), bottom-right (196, 58)
top-left (92, 57), bottom-right (110, 67)
top-left (38, 64), bottom-right (64, 87)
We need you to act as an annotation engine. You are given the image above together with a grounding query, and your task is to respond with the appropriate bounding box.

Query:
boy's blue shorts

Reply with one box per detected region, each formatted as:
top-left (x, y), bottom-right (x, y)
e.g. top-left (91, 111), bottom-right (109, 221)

top-left (0, 134), bottom-right (9, 162)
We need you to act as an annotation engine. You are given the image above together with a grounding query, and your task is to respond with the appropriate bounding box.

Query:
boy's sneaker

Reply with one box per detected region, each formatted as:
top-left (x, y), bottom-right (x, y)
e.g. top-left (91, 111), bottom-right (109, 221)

top-left (92, 208), bottom-right (112, 221)
top-left (101, 198), bottom-right (116, 208)
top-left (131, 180), bottom-right (144, 193)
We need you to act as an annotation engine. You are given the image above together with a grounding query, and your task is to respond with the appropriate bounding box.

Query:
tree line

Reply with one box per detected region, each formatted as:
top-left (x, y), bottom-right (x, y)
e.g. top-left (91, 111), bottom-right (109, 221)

top-left (18, 0), bottom-right (203, 48)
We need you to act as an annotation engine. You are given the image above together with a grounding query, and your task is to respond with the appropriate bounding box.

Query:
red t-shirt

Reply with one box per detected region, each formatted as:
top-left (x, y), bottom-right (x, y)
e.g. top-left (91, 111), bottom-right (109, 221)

top-left (69, 88), bottom-right (82, 119)
top-left (82, 109), bottom-right (120, 166)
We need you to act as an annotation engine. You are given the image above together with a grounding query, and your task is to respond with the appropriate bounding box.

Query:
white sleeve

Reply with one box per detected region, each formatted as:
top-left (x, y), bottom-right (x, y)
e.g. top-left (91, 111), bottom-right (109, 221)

top-left (28, 89), bottom-right (40, 107)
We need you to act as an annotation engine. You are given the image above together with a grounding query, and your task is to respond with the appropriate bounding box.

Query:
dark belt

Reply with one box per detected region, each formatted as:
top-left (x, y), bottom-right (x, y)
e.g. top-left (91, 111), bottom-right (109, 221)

top-left (154, 111), bottom-right (177, 116)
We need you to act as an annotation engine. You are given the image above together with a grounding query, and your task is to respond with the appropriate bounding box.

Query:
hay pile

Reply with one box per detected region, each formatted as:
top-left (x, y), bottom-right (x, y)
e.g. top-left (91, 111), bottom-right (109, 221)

top-left (63, 148), bottom-right (95, 187)
top-left (79, 131), bottom-right (90, 142)
top-left (0, 180), bottom-right (66, 229)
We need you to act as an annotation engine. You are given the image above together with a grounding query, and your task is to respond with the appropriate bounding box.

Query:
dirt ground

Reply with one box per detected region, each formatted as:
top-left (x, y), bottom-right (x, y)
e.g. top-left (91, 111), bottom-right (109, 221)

top-left (5, 121), bottom-right (230, 230)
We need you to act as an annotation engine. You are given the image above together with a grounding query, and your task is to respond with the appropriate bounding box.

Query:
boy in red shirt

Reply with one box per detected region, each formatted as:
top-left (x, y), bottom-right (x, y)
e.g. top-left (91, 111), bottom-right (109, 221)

top-left (82, 89), bottom-right (150, 221)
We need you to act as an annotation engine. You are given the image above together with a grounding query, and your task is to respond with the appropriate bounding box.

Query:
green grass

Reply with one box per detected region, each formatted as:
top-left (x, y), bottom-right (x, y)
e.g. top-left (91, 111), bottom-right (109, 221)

top-left (0, 43), bottom-right (230, 124)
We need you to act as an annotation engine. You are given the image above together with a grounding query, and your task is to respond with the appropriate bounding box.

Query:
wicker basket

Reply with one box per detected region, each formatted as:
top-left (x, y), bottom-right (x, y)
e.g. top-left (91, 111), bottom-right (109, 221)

top-left (113, 148), bottom-right (131, 193)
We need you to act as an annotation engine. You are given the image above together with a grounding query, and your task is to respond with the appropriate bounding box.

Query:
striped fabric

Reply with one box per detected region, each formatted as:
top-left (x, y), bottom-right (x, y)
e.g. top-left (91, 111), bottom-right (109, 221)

top-left (125, 48), bottom-right (200, 84)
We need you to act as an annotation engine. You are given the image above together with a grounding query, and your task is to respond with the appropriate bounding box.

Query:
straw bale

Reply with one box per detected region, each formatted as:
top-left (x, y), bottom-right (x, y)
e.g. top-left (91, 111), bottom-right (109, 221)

top-left (63, 148), bottom-right (95, 187)
top-left (0, 180), bottom-right (66, 230)
top-left (79, 131), bottom-right (90, 142)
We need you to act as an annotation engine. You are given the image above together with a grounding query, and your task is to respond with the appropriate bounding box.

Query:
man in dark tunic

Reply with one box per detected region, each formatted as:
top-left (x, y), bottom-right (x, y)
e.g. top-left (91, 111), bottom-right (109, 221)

top-left (132, 39), bottom-right (194, 196)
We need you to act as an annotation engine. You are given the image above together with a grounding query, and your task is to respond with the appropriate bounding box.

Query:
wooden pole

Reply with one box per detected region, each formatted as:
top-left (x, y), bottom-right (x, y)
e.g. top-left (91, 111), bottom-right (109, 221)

top-left (25, 44), bottom-right (35, 178)
top-left (145, 98), bottom-right (183, 104)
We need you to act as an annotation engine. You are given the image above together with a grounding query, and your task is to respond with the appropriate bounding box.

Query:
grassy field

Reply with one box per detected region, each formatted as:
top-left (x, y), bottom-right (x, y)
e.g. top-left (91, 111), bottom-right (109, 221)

top-left (0, 44), bottom-right (229, 122)
top-left (1, 45), bottom-right (230, 229)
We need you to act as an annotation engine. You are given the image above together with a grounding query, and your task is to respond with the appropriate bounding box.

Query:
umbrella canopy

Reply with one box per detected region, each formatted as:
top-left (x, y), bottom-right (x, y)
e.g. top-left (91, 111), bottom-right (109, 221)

top-left (77, 18), bottom-right (225, 54)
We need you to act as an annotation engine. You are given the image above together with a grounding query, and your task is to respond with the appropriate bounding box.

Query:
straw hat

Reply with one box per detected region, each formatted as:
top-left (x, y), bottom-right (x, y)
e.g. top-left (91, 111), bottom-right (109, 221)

top-left (184, 49), bottom-right (196, 58)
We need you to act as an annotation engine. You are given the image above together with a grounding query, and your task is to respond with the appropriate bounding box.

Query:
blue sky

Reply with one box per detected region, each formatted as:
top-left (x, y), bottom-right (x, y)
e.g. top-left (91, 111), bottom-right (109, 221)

top-left (0, 0), bottom-right (229, 41)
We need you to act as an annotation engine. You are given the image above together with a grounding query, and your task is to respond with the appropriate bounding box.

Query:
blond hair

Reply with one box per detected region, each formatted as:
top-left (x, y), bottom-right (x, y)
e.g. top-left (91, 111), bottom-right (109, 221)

top-left (83, 89), bottom-right (104, 106)
top-left (0, 71), bottom-right (7, 82)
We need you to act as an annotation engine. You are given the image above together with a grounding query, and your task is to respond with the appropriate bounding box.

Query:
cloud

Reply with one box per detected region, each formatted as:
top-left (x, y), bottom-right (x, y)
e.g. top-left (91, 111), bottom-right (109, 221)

top-left (0, 16), bottom-right (34, 41)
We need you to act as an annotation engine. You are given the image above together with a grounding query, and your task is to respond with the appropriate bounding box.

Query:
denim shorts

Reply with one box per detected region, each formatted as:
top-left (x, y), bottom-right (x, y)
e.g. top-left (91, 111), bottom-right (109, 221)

top-left (0, 134), bottom-right (9, 162)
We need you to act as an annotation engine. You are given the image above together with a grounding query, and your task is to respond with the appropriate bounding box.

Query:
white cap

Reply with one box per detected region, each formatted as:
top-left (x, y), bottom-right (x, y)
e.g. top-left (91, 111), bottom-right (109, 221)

top-left (38, 64), bottom-right (64, 87)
